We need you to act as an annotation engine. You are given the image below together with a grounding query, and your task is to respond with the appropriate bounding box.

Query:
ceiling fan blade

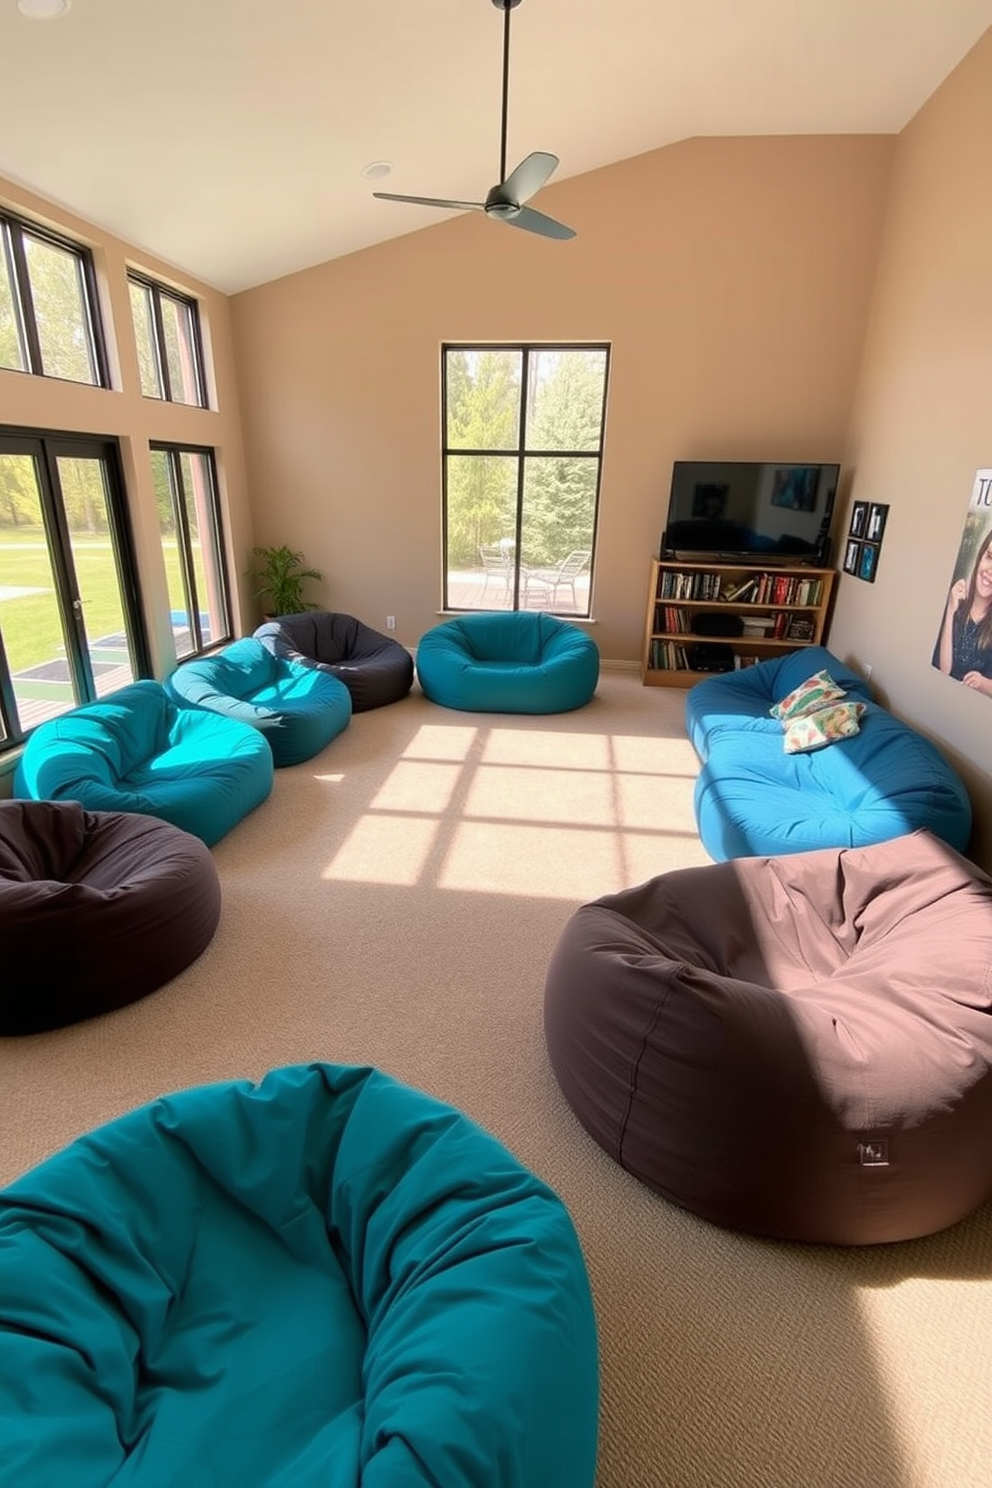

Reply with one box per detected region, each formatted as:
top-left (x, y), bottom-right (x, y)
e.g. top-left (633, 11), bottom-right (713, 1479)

top-left (500, 204), bottom-right (576, 241)
top-left (500, 151), bottom-right (559, 205)
top-left (372, 191), bottom-right (485, 211)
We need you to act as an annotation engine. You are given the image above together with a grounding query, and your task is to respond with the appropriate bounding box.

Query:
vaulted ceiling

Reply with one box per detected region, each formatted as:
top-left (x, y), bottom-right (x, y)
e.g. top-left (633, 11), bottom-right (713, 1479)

top-left (1, 0), bottom-right (990, 294)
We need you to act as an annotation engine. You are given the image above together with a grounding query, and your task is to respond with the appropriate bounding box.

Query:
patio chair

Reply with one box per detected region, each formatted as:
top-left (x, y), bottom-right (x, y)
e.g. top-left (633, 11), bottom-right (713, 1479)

top-left (524, 549), bottom-right (591, 610)
top-left (478, 544), bottom-right (512, 604)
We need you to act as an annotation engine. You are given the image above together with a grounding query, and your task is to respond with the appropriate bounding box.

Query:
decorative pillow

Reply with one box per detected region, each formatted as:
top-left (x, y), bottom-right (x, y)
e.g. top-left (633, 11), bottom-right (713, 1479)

top-left (783, 700), bottom-right (867, 754)
top-left (770, 670), bottom-right (847, 722)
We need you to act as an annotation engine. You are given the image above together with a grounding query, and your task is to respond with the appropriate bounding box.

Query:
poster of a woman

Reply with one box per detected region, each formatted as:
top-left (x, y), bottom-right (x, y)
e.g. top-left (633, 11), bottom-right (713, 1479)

top-left (933, 468), bottom-right (992, 695)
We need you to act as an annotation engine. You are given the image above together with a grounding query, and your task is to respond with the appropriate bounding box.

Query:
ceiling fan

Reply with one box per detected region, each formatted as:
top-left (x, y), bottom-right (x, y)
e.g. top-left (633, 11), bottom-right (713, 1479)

top-left (373, 0), bottom-right (575, 241)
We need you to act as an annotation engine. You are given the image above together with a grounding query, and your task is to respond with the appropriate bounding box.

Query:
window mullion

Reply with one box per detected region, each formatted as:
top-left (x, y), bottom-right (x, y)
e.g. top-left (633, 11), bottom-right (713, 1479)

top-left (0, 626), bottom-right (21, 743)
top-left (150, 287), bottom-right (172, 401)
top-left (509, 346), bottom-right (531, 606)
top-left (8, 226), bottom-right (43, 375)
top-left (170, 450), bottom-right (202, 651)
top-left (1, 222), bottom-right (30, 376)
top-left (36, 443), bottom-right (95, 700)
top-left (79, 252), bottom-right (110, 388)
top-left (188, 301), bottom-right (208, 408)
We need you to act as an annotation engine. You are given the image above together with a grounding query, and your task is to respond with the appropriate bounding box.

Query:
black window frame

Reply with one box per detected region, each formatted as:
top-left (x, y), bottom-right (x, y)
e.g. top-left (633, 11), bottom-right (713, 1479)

top-left (0, 209), bottom-right (110, 387)
top-left (128, 270), bottom-right (209, 408)
top-left (440, 341), bottom-right (610, 615)
top-left (149, 440), bottom-right (232, 658)
top-left (0, 425), bottom-right (150, 752)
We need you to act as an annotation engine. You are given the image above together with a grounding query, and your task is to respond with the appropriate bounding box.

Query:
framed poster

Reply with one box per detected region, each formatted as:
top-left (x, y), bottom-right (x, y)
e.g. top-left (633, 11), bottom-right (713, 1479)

top-left (843, 538), bottom-right (861, 575)
top-left (849, 501), bottom-right (869, 539)
top-left (858, 542), bottom-right (879, 584)
top-left (867, 503), bottom-right (889, 542)
top-left (932, 468), bottom-right (992, 695)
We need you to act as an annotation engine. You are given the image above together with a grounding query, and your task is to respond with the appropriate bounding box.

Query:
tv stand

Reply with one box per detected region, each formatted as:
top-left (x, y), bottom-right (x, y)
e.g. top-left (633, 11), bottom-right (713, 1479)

top-left (642, 558), bottom-right (836, 686)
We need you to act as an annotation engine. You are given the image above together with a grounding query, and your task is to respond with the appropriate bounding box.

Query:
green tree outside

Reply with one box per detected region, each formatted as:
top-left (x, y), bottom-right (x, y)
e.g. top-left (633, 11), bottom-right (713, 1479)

top-left (445, 348), bottom-right (520, 568)
top-left (521, 349), bottom-right (605, 565)
top-left (444, 345), bottom-right (607, 574)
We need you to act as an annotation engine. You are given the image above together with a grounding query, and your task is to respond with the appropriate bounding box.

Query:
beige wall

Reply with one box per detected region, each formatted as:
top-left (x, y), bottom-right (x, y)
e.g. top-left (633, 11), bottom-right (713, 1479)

top-left (828, 26), bottom-right (992, 867)
top-left (0, 174), bottom-right (254, 672)
top-left (229, 134), bottom-right (894, 658)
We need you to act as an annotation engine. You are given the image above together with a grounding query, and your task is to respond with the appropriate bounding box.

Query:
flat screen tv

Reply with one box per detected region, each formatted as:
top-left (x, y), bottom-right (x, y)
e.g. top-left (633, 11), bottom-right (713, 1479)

top-left (661, 460), bottom-right (840, 565)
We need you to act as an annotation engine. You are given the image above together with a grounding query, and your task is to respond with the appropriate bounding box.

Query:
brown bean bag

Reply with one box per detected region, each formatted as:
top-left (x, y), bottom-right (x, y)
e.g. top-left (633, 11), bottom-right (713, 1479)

top-left (0, 799), bottom-right (221, 1035)
top-left (544, 830), bottom-right (992, 1244)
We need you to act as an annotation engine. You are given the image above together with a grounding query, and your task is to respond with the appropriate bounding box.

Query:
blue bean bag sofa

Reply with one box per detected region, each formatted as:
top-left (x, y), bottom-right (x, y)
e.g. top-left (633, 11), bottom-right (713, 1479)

top-left (416, 611), bottom-right (600, 713)
top-left (166, 636), bottom-right (352, 767)
top-left (686, 647), bottom-right (972, 860)
top-left (0, 1063), bottom-right (600, 1488)
top-left (255, 612), bottom-right (414, 712)
top-left (13, 679), bottom-right (273, 847)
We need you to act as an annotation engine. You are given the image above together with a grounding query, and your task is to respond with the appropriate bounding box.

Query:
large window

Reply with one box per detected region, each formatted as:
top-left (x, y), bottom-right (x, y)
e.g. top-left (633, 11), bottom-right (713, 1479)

top-left (0, 211), bottom-right (108, 386)
top-left (442, 344), bottom-right (609, 615)
top-left (149, 444), bottom-right (231, 658)
top-left (129, 273), bottom-right (208, 406)
top-left (0, 431), bottom-right (148, 748)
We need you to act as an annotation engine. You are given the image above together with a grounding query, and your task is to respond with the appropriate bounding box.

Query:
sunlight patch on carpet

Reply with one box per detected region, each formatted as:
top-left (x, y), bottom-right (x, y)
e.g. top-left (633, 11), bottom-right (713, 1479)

top-left (465, 765), bottom-right (617, 825)
top-left (321, 816), bottom-right (438, 885)
top-left (401, 724), bottom-right (480, 761)
top-left (369, 761), bottom-right (462, 813)
top-left (438, 820), bottom-right (705, 899)
top-left (480, 730), bottom-right (614, 768)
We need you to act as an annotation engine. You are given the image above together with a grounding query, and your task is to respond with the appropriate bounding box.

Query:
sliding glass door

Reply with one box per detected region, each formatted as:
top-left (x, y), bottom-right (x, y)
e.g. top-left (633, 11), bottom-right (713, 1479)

top-left (0, 431), bottom-right (148, 746)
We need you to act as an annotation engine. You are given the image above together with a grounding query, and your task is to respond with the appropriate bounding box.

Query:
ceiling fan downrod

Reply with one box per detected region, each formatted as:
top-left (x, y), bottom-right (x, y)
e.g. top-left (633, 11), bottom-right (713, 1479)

top-left (492, 0), bottom-right (524, 184)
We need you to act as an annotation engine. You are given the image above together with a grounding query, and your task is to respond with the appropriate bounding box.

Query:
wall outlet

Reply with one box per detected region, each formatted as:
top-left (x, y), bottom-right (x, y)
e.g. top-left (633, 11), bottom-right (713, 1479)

top-left (864, 662), bottom-right (872, 682)
top-left (386, 615), bottom-right (396, 630)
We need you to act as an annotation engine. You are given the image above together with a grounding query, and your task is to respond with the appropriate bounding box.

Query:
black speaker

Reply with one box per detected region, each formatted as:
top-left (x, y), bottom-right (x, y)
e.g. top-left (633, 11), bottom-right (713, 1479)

top-left (688, 642), bottom-right (735, 673)
top-left (695, 612), bottom-right (744, 638)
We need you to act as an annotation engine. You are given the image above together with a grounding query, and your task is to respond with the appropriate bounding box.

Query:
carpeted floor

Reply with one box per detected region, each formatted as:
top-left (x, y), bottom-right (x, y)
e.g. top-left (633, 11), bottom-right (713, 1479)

top-left (3, 666), bottom-right (991, 1487)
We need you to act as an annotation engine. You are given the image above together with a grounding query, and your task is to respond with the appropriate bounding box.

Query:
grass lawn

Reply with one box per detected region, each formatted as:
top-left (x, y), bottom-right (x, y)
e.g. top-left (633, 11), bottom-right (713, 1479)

top-left (0, 526), bottom-right (185, 672)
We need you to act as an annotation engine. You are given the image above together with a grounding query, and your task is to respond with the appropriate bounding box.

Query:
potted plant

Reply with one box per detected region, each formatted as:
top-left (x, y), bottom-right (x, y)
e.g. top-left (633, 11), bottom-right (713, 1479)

top-left (245, 544), bottom-right (323, 619)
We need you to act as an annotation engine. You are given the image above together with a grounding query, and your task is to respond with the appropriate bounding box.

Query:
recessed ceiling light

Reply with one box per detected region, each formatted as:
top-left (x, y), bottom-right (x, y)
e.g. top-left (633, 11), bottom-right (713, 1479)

top-left (360, 161), bottom-right (392, 181)
top-left (17, 0), bottom-right (71, 17)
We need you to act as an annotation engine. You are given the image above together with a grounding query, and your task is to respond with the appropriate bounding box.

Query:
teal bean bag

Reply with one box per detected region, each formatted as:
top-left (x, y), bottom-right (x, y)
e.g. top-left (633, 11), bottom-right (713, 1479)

top-left (416, 611), bottom-right (599, 713)
top-left (13, 679), bottom-right (273, 847)
top-left (0, 1064), bottom-right (600, 1488)
top-left (166, 636), bottom-right (352, 766)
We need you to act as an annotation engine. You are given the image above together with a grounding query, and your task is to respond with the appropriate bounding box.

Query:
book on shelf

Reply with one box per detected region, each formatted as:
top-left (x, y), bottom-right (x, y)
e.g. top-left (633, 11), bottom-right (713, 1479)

top-left (650, 638), bottom-right (691, 671)
top-left (658, 569), bottom-right (722, 601)
top-left (654, 604), bottom-right (691, 634)
top-left (730, 573), bottom-right (824, 607)
top-left (786, 616), bottom-right (816, 642)
top-left (720, 575), bottom-right (759, 603)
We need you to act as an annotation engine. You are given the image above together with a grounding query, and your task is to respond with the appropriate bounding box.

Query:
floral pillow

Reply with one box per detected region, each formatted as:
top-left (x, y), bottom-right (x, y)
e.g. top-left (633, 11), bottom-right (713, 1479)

top-left (782, 700), bottom-right (867, 754)
top-left (770, 670), bottom-right (847, 722)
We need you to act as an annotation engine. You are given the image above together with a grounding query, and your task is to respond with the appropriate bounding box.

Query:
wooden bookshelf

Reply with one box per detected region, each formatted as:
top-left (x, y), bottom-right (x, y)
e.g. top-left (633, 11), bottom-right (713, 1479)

top-left (641, 559), bottom-right (836, 687)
